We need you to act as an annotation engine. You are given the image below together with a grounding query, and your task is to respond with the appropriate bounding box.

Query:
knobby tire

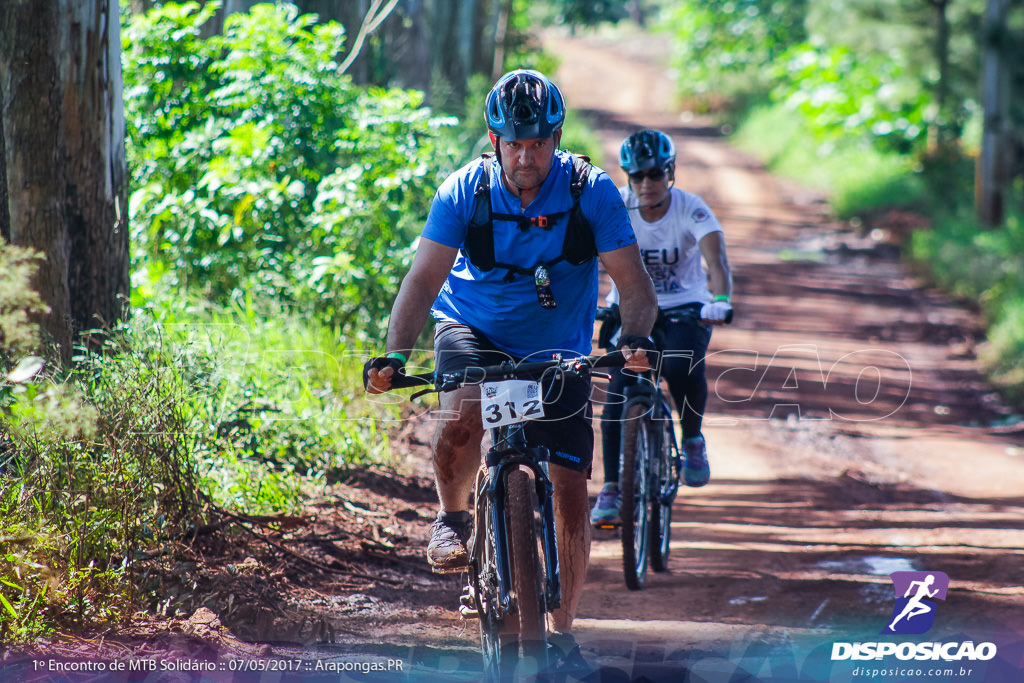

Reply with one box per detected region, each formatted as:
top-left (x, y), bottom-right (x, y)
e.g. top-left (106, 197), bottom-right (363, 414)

top-left (619, 402), bottom-right (651, 591)
top-left (649, 411), bottom-right (677, 572)
top-left (505, 467), bottom-right (548, 674)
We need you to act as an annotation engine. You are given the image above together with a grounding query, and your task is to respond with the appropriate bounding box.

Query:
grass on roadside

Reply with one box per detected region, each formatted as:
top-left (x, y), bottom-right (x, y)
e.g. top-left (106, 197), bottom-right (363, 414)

top-left (909, 211), bottom-right (1024, 405)
top-left (733, 103), bottom-right (927, 218)
top-left (1, 279), bottom-right (401, 643)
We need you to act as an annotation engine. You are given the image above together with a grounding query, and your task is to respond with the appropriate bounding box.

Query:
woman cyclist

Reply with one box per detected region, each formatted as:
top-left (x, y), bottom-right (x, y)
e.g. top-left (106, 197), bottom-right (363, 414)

top-left (591, 129), bottom-right (733, 525)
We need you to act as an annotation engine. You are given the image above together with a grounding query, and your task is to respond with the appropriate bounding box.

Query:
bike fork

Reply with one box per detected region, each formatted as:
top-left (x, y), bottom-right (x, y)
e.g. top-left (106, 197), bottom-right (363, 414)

top-left (534, 458), bottom-right (561, 611)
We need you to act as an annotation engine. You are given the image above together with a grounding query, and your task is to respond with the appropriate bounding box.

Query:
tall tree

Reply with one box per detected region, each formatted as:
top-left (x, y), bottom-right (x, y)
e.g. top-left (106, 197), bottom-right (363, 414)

top-left (0, 0), bottom-right (129, 362)
top-left (978, 0), bottom-right (1012, 226)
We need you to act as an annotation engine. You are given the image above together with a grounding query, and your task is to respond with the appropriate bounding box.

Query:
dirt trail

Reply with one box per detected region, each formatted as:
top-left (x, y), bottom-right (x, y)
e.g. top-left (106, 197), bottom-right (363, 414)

top-left (546, 28), bottom-right (1024, 677)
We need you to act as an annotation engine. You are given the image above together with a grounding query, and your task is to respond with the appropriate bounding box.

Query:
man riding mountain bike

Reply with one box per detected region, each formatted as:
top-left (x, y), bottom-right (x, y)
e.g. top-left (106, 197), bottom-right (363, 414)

top-left (363, 70), bottom-right (657, 671)
top-left (591, 129), bottom-right (734, 526)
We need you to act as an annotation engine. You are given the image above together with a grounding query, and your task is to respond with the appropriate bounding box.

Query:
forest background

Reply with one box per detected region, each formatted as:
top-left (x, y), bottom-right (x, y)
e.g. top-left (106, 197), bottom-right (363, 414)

top-left (0, 0), bottom-right (1022, 645)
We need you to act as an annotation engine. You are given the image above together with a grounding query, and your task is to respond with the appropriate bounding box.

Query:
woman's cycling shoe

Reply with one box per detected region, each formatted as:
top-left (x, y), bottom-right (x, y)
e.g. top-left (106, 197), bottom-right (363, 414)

top-left (589, 483), bottom-right (622, 525)
top-left (682, 435), bottom-right (711, 487)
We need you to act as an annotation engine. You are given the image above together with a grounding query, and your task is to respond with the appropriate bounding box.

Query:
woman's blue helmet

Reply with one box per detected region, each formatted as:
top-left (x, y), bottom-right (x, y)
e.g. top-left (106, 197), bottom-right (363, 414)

top-left (619, 130), bottom-right (676, 174)
top-left (485, 70), bottom-right (566, 141)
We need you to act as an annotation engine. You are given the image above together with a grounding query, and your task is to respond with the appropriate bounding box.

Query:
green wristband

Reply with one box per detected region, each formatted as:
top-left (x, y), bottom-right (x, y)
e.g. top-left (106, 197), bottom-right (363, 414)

top-left (385, 351), bottom-right (408, 364)
top-left (712, 295), bottom-right (731, 303)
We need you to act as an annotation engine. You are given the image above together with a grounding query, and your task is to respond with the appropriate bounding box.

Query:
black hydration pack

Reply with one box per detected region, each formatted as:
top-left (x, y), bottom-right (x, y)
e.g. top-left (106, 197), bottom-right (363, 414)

top-left (463, 153), bottom-right (597, 282)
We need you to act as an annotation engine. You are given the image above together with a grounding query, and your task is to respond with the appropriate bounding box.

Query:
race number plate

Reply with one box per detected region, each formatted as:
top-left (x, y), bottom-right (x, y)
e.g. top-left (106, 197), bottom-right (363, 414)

top-left (479, 380), bottom-right (545, 428)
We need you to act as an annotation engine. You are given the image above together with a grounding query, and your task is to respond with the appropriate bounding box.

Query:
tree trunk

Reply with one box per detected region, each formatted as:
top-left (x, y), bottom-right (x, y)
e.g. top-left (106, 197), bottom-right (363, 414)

top-left (977, 0), bottom-right (1011, 227)
top-left (388, 0), bottom-right (430, 94)
top-left (0, 0), bottom-right (129, 361)
top-left (0, 69), bottom-right (9, 245)
top-left (931, 0), bottom-right (953, 147)
top-left (0, 0), bottom-right (73, 357)
top-left (492, 0), bottom-right (514, 80)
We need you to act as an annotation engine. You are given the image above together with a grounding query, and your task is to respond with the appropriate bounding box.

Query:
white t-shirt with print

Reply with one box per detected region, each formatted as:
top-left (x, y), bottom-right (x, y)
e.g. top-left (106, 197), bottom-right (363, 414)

top-left (606, 186), bottom-right (723, 308)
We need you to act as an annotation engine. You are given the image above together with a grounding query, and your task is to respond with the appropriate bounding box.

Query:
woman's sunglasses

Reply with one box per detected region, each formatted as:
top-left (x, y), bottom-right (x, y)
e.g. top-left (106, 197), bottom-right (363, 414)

top-left (628, 167), bottom-right (667, 183)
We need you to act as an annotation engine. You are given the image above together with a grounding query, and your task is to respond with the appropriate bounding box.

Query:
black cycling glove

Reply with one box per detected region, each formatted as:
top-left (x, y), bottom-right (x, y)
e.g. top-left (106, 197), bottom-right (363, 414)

top-left (617, 334), bottom-right (657, 353)
top-left (362, 356), bottom-right (405, 391)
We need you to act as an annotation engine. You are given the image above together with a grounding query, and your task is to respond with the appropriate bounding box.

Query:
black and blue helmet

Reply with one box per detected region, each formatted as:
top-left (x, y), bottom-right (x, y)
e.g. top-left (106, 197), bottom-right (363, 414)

top-left (619, 130), bottom-right (676, 174)
top-left (485, 70), bottom-right (566, 141)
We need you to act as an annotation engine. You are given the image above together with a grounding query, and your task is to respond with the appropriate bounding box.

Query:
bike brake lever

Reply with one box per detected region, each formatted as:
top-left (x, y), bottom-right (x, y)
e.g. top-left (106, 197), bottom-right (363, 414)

top-left (409, 387), bottom-right (439, 400)
top-left (591, 371), bottom-right (612, 381)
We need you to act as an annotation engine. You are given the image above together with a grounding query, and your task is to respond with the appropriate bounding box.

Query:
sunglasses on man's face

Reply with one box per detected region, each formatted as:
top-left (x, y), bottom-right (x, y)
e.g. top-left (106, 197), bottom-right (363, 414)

top-left (628, 167), bottom-right (667, 183)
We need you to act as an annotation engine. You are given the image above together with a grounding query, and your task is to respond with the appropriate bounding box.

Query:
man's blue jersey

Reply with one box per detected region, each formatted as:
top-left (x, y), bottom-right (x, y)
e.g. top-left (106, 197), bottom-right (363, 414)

top-left (423, 150), bottom-right (636, 357)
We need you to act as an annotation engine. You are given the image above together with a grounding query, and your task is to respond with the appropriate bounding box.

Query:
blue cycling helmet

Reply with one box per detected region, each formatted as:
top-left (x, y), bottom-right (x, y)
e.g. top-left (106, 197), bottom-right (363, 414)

top-left (619, 130), bottom-right (676, 174)
top-left (485, 70), bottom-right (566, 141)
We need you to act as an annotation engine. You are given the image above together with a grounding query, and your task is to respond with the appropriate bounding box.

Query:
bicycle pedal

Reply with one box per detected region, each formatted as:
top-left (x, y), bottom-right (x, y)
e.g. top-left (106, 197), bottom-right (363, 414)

top-left (430, 564), bottom-right (470, 575)
top-left (593, 522), bottom-right (619, 530)
top-left (459, 585), bottom-right (480, 618)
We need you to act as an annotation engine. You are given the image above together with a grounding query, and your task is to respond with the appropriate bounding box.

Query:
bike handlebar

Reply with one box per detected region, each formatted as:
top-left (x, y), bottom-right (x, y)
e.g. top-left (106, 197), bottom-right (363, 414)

top-left (596, 304), bottom-right (734, 326)
top-left (386, 352), bottom-right (630, 397)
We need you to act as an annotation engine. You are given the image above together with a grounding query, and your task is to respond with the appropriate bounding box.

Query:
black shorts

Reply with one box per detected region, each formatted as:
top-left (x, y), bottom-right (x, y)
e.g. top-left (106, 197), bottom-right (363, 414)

top-left (433, 321), bottom-right (594, 474)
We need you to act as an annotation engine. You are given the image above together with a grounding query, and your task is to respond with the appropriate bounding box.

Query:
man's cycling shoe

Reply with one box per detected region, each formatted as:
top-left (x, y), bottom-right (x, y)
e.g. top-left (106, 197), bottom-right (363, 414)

top-left (546, 631), bottom-right (592, 680)
top-left (682, 435), bottom-right (711, 487)
top-left (589, 483), bottom-right (622, 525)
top-left (426, 511), bottom-right (473, 573)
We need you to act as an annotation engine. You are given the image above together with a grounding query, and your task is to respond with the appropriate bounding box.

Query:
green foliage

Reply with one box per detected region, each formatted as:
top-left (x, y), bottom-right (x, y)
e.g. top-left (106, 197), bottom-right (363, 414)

top-left (773, 43), bottom-right (930, 154)
top-left (733, 103), bottom-right (926, 218)
top-left (1, 307), bottom-right (206, 640)
top-left (660, 0), bottom-right (1012, 160)
top-left (0, 244), bottom-right (47, 366)
top-left (123, 1), bottom-right (458, 340)
top-left (559, 109), bottom-right (606, 167)
top-left (662, 0), bottom-right (807, 108)
top-left (538, 0), bottom-right (629, 29)
top-left (804, 0), bottom-right (986, 143)
top-left (138, 291), bottom-right (401, 514)
top-left (662, 0), bottom-right (1024, 411)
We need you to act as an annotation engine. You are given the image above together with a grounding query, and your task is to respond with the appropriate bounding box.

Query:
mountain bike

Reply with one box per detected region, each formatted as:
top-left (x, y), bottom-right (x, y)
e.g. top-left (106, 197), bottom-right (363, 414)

top-left (595, 304), bottom-right (731, 591)
top-left (391, 352), bottom-right (625, 679)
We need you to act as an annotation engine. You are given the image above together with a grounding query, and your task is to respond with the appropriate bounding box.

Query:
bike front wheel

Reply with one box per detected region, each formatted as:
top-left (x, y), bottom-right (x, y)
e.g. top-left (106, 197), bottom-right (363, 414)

top-left (473, 467), bottom-right (549, 680)
top-left (619, 402), bottom-right (652, 590)
top-left (505, 467), bottom-right (548, 673)
top-left (650, 408), bottom-right (678, 572)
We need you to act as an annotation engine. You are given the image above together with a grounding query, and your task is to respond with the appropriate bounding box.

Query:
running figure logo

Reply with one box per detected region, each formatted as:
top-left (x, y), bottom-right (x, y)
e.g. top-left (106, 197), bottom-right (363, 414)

top-left (882, 571), bottom-right (949, 635)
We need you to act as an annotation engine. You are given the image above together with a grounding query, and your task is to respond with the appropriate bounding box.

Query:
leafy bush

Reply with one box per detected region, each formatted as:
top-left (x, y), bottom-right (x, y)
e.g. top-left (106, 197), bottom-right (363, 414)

top-left (773, 43), bottom-right (930, 154)
top-left (0, 244), bottom-right (197, 640)
top-left (123, 1), bottom-right (459, 340)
